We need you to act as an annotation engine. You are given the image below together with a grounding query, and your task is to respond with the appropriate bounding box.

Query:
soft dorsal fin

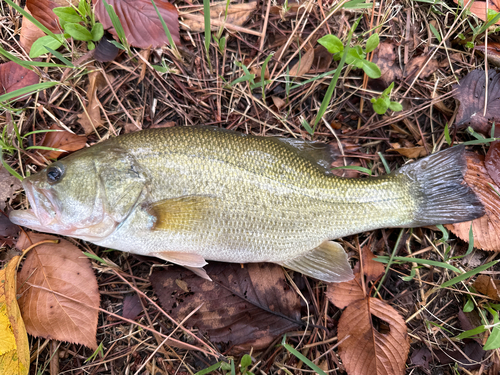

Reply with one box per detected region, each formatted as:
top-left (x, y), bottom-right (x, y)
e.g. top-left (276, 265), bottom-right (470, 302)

top-left (145, 196), bottom-right (213, 231)
top-left (271, 138), bottom-right (338, 172)
top-left (278, 241), bottom-right (354, 283)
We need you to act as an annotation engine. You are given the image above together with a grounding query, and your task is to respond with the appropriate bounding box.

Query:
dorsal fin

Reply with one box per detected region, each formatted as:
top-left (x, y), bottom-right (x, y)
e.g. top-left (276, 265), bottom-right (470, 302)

top-left (271, 138), bottom-right (338, 172)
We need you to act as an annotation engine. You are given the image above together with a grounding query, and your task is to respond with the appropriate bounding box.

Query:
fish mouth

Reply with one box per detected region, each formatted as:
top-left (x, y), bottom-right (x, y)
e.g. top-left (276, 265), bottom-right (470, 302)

top-left (8, 179), bottom-right (61, 234)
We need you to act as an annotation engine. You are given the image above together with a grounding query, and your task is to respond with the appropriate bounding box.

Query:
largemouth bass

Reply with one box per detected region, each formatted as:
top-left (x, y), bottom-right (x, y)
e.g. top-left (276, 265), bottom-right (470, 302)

top-left (9, 127), bottom-right (484, 282)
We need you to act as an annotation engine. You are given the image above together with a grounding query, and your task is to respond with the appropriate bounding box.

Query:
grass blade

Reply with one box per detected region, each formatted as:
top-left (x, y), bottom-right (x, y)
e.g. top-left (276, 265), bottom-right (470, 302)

top-left (441, 260), bottom-right (499, 288)
top-left (281, 336), bottom-right (327, 375)
top-left (0, 82), bottom-right (58, 103)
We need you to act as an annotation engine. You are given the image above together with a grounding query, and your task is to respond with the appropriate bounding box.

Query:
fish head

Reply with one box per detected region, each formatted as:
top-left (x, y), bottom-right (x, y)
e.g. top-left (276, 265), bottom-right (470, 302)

top-left (9, 146), bottom-right (147, 242)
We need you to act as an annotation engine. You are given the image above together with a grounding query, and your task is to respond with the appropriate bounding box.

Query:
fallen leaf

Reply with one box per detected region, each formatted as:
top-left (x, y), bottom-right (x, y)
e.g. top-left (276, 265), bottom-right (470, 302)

top-left (94, 36), bottom-right (120, 63)
top-left (338, 297), bottom-right (410, 375)
top-left (0, 254), bottom-right (30, 375)
top-left (0, 168), bottom-right (22, 212)
top-left (37, 124), bottom-right (87, 160)
top-left (0, 215), bottom-right (19, 238)
top-left (77, 67), bottom-right (107, 135)
top-left (486, 140), bottom-right (500, 187)
top-left (0, 62), bottom-right (39, 98)
top-left (26, 0), bottom-right (61, 33)
top-left (326, 245), bottom-right (383, 308)
top-left (410, 346), bottom-right (432, 370)
top-left (454, 0), bottom-right (500, 24)
top-left (16, 232), bottom-right (100, 349)
top-left (452, 69), bottom-right (500, 135)
top-left (313, 45), bottom-right (332, 71)
top-left (121, 294), bottom-right (143, 320)
top-left (404, 55), bottom-right (445, 81)
top-left (180, 2), bottom-right (257, 33)
top-left (370, 42), bottom-right (402, 89)
top-left (387, 146), bottom-right (427, 159)
top-left (93, 0), bottom-right (180, 48)
top-left (289, 48), bottom-right (315, 77)
top-left (19, 12), bottom-right (46, 52)
top-left (150, 262), bottom-right (301, 353)
top-left (326, 272), bottom-right (364, 309)
top-left (473, 275), bottom-right (500, 300)
top-left (271, 96), bottom-right (286, 110)
top-left (435, 340), bottom-right (485, 370)
top-left (474, 43), bottom-right (500, 68)
top-left (447, 152), bottom-right (500, 250)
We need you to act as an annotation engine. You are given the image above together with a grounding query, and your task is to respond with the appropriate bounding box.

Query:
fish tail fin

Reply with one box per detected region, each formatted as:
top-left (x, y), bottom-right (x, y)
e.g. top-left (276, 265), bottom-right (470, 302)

top-left (397, 145), bottom-right (485, 226)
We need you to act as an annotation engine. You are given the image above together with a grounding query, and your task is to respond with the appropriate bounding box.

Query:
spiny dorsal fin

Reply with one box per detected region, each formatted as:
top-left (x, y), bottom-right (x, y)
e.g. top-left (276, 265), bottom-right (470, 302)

top-left (272, 138), bottom-right (338, 172)
top-left (145, 196), bottom-right (213, 231)
top-left (279, 241), bottom-right (354, 283)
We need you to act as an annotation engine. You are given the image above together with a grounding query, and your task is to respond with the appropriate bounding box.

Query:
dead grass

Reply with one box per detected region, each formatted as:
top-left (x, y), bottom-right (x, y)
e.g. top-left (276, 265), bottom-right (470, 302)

top-left (2, 0), bottom-right (500, 373)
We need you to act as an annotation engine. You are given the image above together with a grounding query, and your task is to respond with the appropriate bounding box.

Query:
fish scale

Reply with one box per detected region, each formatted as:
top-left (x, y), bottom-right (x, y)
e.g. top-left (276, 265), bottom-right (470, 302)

top-left (9, 126), bottom-right (485, 282)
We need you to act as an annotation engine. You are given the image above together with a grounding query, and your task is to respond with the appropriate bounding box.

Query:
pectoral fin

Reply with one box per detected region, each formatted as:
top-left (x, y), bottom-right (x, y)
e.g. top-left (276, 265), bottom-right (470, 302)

top-left (146, 196), bottom-right (213, 231)
top-left (152, 251), bottom-right (212, 280)
top-left (279, 241), bottom-right (354, 283)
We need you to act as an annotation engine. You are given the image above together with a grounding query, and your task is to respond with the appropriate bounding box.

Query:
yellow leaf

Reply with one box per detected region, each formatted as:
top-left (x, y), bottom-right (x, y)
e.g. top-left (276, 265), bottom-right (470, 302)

top-left (0, 256), bottom-right (30, 375)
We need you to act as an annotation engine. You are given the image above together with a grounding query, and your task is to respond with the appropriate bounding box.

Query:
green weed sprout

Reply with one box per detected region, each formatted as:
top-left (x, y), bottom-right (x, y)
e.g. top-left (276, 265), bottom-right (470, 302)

top-left (370, 82), bottom-right (403, 115)
top-left (30, 0), bottom-right (104, 58)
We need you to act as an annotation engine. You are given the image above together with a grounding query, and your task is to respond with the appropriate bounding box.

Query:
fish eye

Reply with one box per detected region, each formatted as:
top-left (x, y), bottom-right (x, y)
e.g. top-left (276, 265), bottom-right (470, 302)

top-left (46, 165), bottom-right (64, 184)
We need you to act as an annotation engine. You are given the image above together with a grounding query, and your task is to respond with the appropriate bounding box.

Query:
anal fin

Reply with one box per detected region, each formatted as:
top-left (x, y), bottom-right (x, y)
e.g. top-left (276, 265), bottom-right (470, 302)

top-left (279, 241), bottom-right (354, 283)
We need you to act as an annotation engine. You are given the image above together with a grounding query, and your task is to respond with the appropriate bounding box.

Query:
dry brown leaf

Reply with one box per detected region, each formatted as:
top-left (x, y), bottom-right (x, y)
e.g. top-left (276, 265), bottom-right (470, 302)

top-left (0, 168), bottom-right (22, 212)
top-left (486, 140), bottom-right (500, 187)
top-left (447, 152), bottom-right (500, 250)
top-left (474, 43), bottom-right (500, 67)
top-left (473, 275), bottom-right (500, 300)
top-left (26, 0), bottom-right (61, 33)
top-left (313, 45), bottom-right (332, 71)
top-left (0, 62), bottom-right (39, 98)
top-left (271, 96), bottom-right (286, 110)
top-left (16, 232), bottom-right (100, 349)
top-left (0, 215), bottom-right (18, 238)
top-left (454, 0), bottom-right (500, 24)
top-left (404, 55), bottom-right (445, 80)
top-left (453, 70), bottom-right (500, 135)
top-left (289, 48), bottom-right (314, 77)
top-left (37, 124), bottom-right (87, 160)
top-left (150, 262), bottom-right (301, 353)
top-left (0, 253), bottom-right (30, 375)
top-left (121, 294), bottom-right (143, 320)
top-left (360, 245), bottom-right (385, 283)
top-left (19, 13), bottom-right (46, 52)
top-left (387, 146), bottom-right (427, 159)
top-left (370, 42), bottom-right (402, 90)
top-left (181, 2), bottom-right (257, 33)
top-left (338, 297), bottom-right (410, 375)
top-left (93, 0), bottom-right (180, 48)
top-left (77, 67), bottom-right (107, 135)
top-left (326, 273), bottom-right (364, 309)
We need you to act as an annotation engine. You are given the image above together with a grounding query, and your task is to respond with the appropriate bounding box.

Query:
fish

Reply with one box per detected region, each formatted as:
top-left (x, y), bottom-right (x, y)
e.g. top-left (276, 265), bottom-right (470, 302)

top-left (9, 126), bottom-right (485, 282)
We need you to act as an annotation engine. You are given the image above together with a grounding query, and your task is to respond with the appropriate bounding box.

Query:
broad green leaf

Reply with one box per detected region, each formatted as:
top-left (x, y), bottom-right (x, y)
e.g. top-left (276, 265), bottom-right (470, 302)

top-left (91, 23), bottom-right (104, 41)
top-left (53, 7), bottom-right (83, 23)
top-left (463, 298), bottom-right (474, 313)
top-left (29, 35), bottom-right (64, 58)
top-left (389, 101), bottom-right (403, 111)
top-left (444, 123), bottom-right (451, 145)
top-left (318, 34), bottom-right (344, 54)
top-left (365, 33), bottom-right (379, 53)
top-left (64, 23), bottom-right (93, 41)
top-left (371, 97), bottom-right (389, 114)
top-left (382, 81), bottom-right (395, 96)
top-left (346, 48), bottom-right (362, 65)
top-left (240, 354), bottom-right (252, 368)
top-left (87, 41), bottom-right (95, 50)
top-left (362, 61), bottom-right (382, 78)
top-left (455, 325), bottom-right (486, 340)
top-left (484, 324), bottom-right (500, 350)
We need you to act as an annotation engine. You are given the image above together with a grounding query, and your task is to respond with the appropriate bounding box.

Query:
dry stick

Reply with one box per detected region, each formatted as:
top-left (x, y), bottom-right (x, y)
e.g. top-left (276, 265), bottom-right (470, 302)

top-left (259, 0), bottom-right (272, 51)
top-left (133, 304), bottom-right (204, 375)
top-left (403, 4), bottom-right (471, 97)
top-left (111, 269), bottom-right (219, 356)
top-left (25, 283), bottom-right (219, 358)
top-left (270, 0), bottom-right (350, 85)
top-left (99, 67), bottom-right (141, 130)
top-left (181, 13), bottom-right (262, 36)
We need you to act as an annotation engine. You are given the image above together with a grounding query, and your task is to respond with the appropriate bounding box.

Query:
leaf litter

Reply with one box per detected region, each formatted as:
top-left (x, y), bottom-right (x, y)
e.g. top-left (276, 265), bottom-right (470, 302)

top-left (4, 0), bottom-right (500, 372)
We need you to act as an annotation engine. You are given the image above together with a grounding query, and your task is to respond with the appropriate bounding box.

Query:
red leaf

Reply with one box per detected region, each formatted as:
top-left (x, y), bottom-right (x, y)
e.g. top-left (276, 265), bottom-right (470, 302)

top-left (0, 62), bottom-right (39, 98)
top-left (93, 0), bottom-right (180, 48)
top-left (26, 0), bottom-right (61, 33)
